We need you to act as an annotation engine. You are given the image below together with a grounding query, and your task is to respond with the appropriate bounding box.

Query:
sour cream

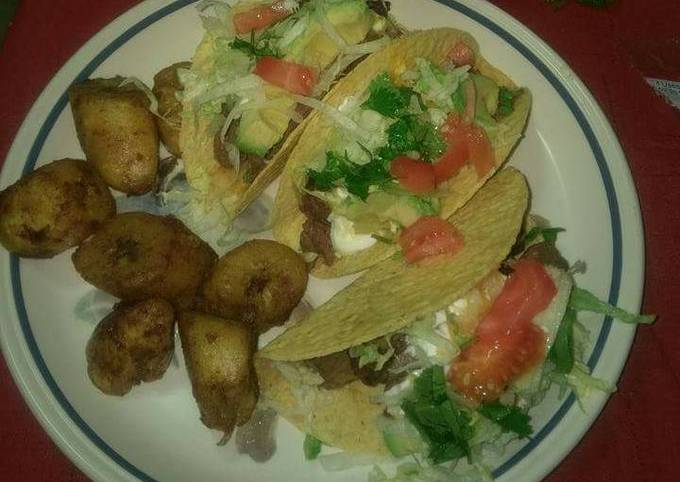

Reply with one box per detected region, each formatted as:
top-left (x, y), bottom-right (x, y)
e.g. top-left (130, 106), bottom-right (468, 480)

top-left (329, 214), bottom-right (377, 256)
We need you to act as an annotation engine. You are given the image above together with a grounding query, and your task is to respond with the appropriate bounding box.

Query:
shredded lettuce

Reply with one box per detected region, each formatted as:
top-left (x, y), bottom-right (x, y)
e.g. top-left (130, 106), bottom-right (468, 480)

top-left (404, 316), bottom-right (459, 366)
top-left (550, 361), bottom-right (615, 409)
top-left (292, 93), bottom-right (369, 142)
top-left (349, 337), bottom-right (395, 370)
top-left (411, 58), bottom-right (470, 112)
top-left (569, 287), bottom-right (656, 324)
top-left (197, 0), bottom-right (234, 38)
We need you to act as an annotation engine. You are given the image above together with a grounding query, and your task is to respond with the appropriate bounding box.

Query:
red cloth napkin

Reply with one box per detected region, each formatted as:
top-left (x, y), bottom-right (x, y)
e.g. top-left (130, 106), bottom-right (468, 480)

top-left (1, 1), bottom-right (679, 481)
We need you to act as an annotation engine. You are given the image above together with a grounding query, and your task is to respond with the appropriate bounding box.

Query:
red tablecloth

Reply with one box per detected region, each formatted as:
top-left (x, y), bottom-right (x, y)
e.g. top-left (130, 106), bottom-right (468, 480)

top-left (1, 1), bottom-right (679, 481)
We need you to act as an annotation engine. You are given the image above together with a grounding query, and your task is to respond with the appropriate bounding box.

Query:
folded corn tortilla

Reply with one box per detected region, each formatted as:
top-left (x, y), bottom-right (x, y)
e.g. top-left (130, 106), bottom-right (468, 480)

top-left (257, 167), bottom-right (529, 454)
top-left (273, 27), bottom-right (531, 278)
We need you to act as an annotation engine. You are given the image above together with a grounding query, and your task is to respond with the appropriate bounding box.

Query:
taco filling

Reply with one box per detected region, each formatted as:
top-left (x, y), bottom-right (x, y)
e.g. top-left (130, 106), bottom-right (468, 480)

top-left (177, 0), bottom-right (402, 234)
top-left (299, 58), bottom-right (520, 264)
top-left (258, 169), bottom-right (654, 479)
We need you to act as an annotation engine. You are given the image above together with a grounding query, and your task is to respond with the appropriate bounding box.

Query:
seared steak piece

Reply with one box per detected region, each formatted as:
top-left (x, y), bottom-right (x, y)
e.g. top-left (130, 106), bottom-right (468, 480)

top-left (308, 351), bottom-right (358, 389)
top-left (299, 194), bottom-right (335, 265)
top-left (351, 334), bottom-right (411, 389)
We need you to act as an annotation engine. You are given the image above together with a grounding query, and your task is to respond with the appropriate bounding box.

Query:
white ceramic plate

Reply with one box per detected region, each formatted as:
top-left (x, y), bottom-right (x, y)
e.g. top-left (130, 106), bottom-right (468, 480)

top-left (0, 1), bottom-right (644, 481)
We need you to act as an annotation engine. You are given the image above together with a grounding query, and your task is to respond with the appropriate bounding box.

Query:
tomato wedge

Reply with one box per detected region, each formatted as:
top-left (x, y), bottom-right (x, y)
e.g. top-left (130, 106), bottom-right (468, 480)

top-left (233, 1), bottom-right (292, 34)
top-left (449, 259), bottom-right (557, 403)
top-left (390, 156), bottom-right (436, 194)
top-left (433, 136), bottom-right (468, 184)
top-left (448, 41), bottom-right (476, 67)
top-left (434, 115), bottom-right (494, 183)
top-left (398, 216), bottom-right (464, 264)
top-left (254, 57), bottom-right (317, 96)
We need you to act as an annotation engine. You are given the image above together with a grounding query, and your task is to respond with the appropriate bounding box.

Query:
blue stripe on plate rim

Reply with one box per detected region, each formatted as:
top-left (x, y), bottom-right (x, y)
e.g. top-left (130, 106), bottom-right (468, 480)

top-left (7, 0), bottom-right (622, 480)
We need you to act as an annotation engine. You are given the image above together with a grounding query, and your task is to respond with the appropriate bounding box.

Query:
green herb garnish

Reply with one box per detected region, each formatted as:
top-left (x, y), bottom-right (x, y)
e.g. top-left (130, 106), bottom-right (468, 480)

top-left (306, 150), bottom-right (391, 200)
top-left (362, 72), bottom-right (415, 118)
top-left (401, 366), bottom-right (474, 464)
top-left (497, 87), bottom-right (518, 117)
top-left (378, 115), bottom-right (446, 163)
top-left (229, 30), bottom-right (282, 59)
top-left (478, 401), bottom-right (533, 438)
top-left (303, 434), bottom-right (322, 460)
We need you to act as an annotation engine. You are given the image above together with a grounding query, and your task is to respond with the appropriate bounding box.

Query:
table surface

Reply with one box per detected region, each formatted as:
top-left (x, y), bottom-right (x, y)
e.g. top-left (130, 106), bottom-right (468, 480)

top-left (1, 1), bottom-right (679, 481)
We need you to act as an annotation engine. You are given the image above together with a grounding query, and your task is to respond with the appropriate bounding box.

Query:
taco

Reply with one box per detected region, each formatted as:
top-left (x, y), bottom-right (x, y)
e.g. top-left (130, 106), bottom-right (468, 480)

top-left (272, 27), bottom-right (531, 277)
top-left (178, 0), bottom-right (401, 233)
top-left (257, 167), bottom-right (653, 476)
top-left (257, 167), bottom-right (532, 454)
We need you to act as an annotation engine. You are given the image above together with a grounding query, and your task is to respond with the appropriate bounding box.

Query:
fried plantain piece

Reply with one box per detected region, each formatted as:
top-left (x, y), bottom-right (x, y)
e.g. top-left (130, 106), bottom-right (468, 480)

top-left (152, 62), bottom-right (190, 157)
top-left (72, 212), bottom-right (217, 309)
top-left (69, 76), bottom-right (159, 194)
top-left (0, 158), bottom-right (115, 258)
top-left (200, 239), bottom-right (308, 334)
top-left (178, 312), bottom-right (258, 442)
top-left (86, 298), bottom-right (176, 396)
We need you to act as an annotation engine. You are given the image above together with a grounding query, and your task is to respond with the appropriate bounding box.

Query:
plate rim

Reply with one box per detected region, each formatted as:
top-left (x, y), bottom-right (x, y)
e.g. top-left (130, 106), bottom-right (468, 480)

top-left (0, 0), bottom-right (645, 481)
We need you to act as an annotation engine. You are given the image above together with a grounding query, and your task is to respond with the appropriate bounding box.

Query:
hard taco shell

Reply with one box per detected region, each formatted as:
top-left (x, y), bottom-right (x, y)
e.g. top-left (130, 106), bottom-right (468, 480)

top-left (273, 28), bottom-right (531, 277)
top-left (256, 167), bottom-right (529, 454)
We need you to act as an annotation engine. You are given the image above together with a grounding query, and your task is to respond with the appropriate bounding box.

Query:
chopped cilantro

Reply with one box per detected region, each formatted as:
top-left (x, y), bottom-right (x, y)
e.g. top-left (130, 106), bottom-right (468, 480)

top-left (478, 401), bottom-right (534, 438)
top-left (362, 72), bottom-right (415, 118)
top-left (401, 366), bottom-right (474, 464)
top-left (549, 308), bottom-right (576, 373)
top-left (413, 364), bottom-right (448, 404)
top-left (497, 87), bottom-right (517, 117)
top-left (229, 30), bottom-right (282, 59)
top-left (303, 434), bottom-right (322, 460)
top-left (378, 115), bottom-right (446, 163)
top-left (569, 287), bottom-right (656, 325)
top-left (306, 150), bottom-right (391, 200)
top-left (306, 151), bottom-right (348, 192)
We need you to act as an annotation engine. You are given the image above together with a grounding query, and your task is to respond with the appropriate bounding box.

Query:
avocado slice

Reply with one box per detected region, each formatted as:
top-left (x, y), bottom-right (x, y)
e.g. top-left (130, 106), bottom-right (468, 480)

top-left (284, 0), bottom-right (372, 73)
top-left (335, 190), bottom-right (440, 234)
top-left (470, 74), bottom-right (500, 129)
top-left (237, 0), bottom-right (374, 160)
top-left (236, 89), bottom-right (296, 157)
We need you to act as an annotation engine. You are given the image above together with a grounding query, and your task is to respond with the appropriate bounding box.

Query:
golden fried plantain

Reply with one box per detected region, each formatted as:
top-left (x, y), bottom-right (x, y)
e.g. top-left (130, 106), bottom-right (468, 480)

top-left (86, 298), bottom-right (175, 396)
top-left (72, 212), bottom-right (217, 309)
top-left (178, 312), bottom-right (258, 442)
top-left (69, 77), bottom-right (159, 194)
top-left (0, 158), bottom-right (115, 258)
top-left (200, 239), bottom-right (308, 334)
top-left (152, 62), bottom-right (190, 157)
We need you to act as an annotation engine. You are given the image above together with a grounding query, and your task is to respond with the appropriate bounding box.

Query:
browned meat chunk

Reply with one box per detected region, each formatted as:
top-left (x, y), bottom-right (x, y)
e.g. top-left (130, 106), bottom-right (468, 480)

top-left (351, 334), bottom-right (411, 389)
top-left (299, 194), bottom-right (335, 265)
top-left (307, 351), bottom-right (358, 389)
